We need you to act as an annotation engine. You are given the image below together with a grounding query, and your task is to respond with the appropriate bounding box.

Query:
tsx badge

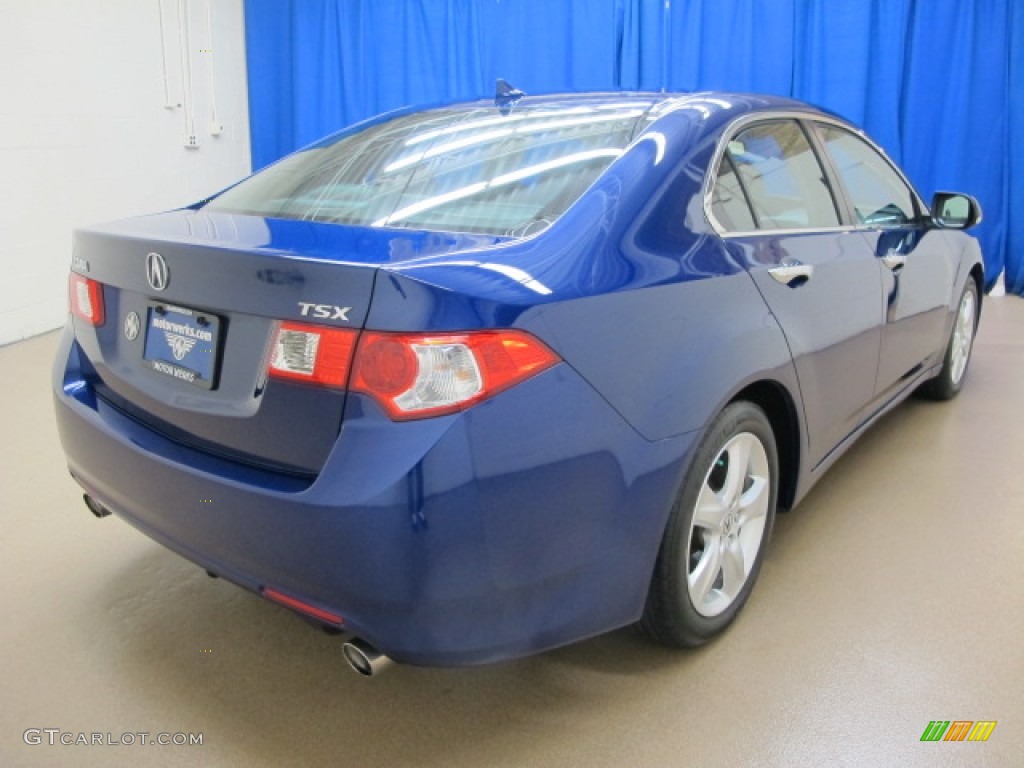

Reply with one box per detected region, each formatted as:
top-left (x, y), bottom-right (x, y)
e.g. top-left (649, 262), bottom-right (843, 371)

top-left (298, 302), bottom-right (351, 321)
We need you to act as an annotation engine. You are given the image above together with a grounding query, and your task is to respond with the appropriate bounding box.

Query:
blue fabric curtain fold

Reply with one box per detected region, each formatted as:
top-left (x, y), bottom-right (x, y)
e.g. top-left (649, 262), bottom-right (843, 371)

top-left (896, 1), bottom-right (1009, 291)
top-left (244, 0), bottom-right (1019, 293)
top-left (669, 0), bottom-right (796, 95)
top-left (475, 0), bottom-right (621, 93)
top-left (792, 0), bottom-right (911, 157)
top-left (1007, 0), bottom-right (1024, 295)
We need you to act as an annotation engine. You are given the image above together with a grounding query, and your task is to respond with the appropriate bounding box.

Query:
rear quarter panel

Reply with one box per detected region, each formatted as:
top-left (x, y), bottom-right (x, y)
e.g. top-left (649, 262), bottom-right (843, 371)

top-left (371, 105), bottom-right (801, 444)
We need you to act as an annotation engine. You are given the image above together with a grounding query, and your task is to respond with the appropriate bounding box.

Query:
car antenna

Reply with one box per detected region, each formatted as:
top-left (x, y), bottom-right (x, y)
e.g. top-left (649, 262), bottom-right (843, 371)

top-left (495, 79), bottom-right (525, 115)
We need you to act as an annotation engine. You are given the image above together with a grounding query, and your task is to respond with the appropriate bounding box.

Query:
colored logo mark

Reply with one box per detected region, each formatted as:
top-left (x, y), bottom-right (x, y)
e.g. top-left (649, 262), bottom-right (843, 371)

top-left (920, 720), bottom-right (996, 742)
top-left (164, 331), bottom-right (197, 361)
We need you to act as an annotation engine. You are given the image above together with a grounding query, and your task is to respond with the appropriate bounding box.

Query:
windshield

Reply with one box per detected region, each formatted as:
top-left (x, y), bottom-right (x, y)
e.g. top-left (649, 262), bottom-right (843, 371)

top-left (206, 102), bottom-right (649, 237)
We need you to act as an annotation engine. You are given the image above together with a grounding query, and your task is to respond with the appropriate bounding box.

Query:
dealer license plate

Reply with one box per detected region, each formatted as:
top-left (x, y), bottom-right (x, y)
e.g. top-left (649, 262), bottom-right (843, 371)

top-left (142, 302), bottom-right (221, 389)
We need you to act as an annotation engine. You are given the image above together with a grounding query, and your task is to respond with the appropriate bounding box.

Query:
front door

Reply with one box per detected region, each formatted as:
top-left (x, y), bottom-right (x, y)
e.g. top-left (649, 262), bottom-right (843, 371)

top-left (811, 123), bottom-right (955, 397)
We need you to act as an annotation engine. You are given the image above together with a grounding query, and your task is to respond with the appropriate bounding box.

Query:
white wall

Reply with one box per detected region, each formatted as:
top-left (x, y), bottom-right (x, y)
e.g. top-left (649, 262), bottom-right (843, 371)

top-left (0, 0), bottom-right (251, 345)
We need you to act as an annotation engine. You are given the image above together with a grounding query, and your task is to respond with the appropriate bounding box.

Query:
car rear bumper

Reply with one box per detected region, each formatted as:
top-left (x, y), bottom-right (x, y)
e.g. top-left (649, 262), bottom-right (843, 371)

top-left (53, 325), bottom-right (696, 666)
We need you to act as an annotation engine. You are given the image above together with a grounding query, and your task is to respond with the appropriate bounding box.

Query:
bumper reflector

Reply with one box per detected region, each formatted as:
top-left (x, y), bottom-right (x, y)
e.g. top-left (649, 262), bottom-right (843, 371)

top-left (262, 586), bottom-right (344, 626)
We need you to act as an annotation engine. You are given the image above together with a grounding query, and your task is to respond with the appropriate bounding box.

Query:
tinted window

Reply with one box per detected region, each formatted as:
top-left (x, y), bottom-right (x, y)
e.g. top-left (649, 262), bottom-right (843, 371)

top-left (710, 155), bottom-right (756, 232)
top-left (816, 125), bottom-right (917, 226)
top-left (721, 120), bottom-right (840, 231)
top-left (207, 104), bottom-right (647, 237)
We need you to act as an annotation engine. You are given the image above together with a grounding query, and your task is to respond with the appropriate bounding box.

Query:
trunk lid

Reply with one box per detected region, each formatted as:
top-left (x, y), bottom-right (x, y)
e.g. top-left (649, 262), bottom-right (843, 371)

top-left (70, 209), bottom-right (502, 476)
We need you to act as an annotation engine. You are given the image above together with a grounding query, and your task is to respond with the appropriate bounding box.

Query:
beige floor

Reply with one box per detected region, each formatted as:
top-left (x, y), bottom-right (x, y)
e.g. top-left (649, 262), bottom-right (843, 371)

top-left (1, 299), bottom-right (1022, 768)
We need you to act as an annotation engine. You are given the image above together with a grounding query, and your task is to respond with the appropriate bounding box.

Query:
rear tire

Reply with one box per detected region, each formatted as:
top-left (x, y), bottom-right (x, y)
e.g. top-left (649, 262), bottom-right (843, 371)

top-left (919, 280), bottom-right (978, 401)
top-left (640, 401), bottom-right (778, 647)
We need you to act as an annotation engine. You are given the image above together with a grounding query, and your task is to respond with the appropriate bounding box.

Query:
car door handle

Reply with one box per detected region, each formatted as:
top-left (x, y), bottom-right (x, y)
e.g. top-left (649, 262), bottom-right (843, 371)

top-left (881, 253), bottom-right (907, 271)
top-left (768, 261), bottom-right (814, 286)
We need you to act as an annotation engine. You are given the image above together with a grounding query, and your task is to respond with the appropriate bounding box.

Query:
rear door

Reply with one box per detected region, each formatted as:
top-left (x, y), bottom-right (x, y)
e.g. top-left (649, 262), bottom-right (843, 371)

top-left (708, 118), bottom-right (885, 468)
top-left (810, 123), bottom-right (956, 397)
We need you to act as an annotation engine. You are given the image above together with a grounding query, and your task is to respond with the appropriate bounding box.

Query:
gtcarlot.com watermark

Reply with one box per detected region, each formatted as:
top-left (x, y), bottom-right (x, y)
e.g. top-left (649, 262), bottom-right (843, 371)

top-left (23, 729), bottom-right (203, 747)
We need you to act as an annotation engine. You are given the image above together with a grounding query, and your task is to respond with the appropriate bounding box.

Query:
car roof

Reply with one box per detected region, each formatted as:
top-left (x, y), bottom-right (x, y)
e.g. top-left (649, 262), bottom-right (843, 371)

top-left (391, 90), bottom-right (846, 140)
top-left (425, 90), bottom-right (821, 119)
top-left (299, 90), bottom-right (848, 165)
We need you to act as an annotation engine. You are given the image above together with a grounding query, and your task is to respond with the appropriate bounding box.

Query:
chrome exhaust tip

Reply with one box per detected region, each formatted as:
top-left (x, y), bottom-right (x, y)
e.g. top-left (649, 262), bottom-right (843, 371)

top-left (83, 494), bottom-right (111, 518)
top-left (342, 638), bottom-right (392, 677)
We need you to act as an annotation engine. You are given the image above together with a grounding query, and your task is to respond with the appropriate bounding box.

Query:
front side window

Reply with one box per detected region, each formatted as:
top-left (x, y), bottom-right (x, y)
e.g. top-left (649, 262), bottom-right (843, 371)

top-left (207, 104), bottom-right (647, 237)
top-left (815, 125), bottom-right (918, 227)
top-left (713, 120), bottom-right (840, 232)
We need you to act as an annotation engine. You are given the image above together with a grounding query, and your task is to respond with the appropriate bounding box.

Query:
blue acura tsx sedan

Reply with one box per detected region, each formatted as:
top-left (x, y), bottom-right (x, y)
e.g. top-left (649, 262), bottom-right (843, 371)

top-left (54, 90), bottom-right (983, 674)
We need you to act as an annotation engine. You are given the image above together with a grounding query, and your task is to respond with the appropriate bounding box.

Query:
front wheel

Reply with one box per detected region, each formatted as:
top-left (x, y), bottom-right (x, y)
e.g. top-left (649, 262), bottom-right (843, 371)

top-left (919, 280), bottom-right (978, 401)
top-left (640, 401), bottom-right (778, 647)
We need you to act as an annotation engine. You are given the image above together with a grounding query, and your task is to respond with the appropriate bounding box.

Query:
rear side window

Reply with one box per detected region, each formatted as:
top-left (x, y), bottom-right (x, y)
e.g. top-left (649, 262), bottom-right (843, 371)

top-left (207, 105), bottom-right (646, 237)
top-left (710, 155), bottom-right (757, 232)
top-left (815, 125), bottom-right (918, 227)
top-left (711, 120), bottom-right (840, 232)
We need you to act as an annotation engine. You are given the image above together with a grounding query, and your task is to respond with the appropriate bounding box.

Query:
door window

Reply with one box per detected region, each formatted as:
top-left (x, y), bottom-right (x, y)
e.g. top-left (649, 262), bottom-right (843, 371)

top-left (710, 155), bottom-right (757, 232)
top-left (815, 125), bottom-right (918, 227)
top-left (711, 120), bottom-right (840, 232)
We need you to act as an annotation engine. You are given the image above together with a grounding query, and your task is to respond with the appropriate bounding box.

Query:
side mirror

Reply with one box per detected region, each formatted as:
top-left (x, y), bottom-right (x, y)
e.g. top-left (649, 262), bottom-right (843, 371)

top-left (931, 192), bottom-right (982, 230)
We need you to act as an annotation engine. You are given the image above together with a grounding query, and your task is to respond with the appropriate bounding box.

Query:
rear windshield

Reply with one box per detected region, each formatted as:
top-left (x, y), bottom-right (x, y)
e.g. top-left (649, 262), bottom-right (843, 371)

top-left (206, 103), bottom-right (647, 237)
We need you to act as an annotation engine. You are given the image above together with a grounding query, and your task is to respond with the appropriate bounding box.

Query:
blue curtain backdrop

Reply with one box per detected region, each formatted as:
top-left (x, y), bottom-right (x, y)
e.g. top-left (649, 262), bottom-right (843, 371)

top-left (244, 0), bottom-right (1022, 293)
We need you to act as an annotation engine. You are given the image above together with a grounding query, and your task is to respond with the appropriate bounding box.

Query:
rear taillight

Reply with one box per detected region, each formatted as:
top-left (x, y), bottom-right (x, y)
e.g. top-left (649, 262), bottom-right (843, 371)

top-left (352, 331), bottom-right (560, 419)
top-left (268, 324), bottom-right (559, 420)
top-left (268, 322), bottom-right (358, 387)
top-left (69, 274), bottom-right (105, 326)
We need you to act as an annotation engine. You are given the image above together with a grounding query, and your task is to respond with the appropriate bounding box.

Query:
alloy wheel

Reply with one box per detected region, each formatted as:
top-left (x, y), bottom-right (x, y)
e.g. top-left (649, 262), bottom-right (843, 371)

top-left (950, 289), bottom-right (976, 386)
top-left (687, 432), bottom-right (771, 618)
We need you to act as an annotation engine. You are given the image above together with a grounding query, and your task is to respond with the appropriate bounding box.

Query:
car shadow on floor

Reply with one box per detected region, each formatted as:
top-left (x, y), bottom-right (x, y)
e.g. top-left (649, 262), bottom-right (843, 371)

top-left (84, 392), bottom-right (954, 768)
top-left (91, 539), bottom-right (716, 767)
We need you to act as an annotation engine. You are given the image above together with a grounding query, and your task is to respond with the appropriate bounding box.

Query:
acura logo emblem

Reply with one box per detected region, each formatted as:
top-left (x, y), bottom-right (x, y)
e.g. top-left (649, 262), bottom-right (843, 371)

top-left (146, 252), bottom-right (169, 292)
